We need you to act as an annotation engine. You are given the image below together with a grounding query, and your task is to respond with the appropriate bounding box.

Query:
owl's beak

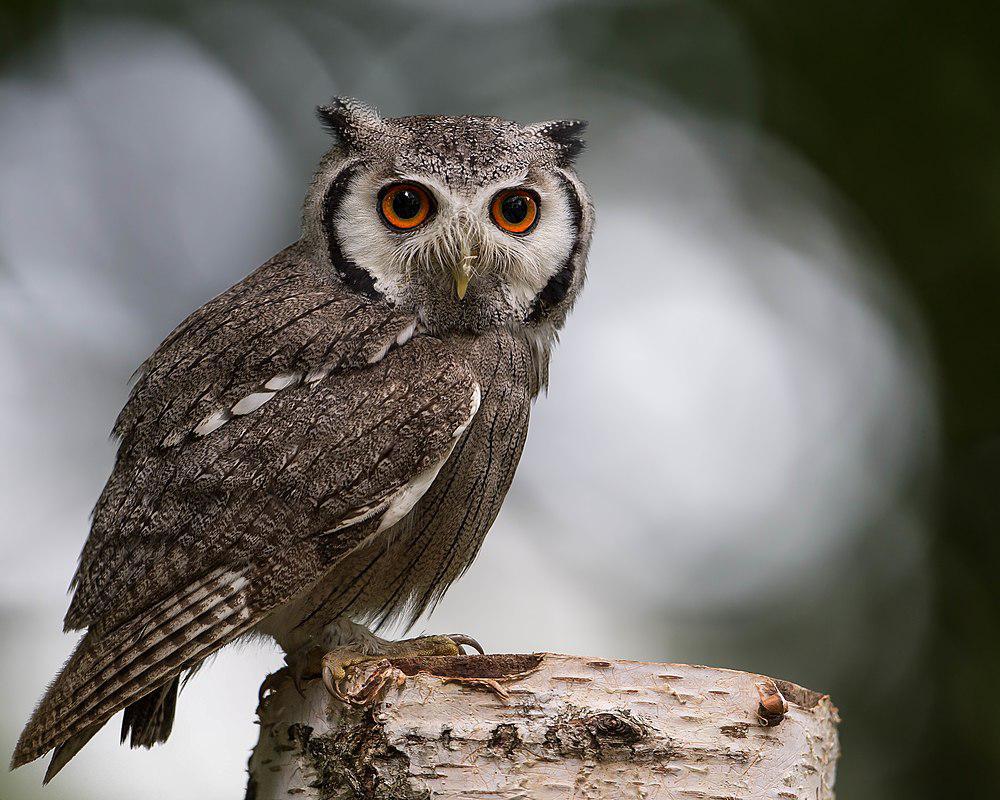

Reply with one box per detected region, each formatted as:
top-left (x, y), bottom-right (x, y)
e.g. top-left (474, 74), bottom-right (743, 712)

top-left (451, 243), bottom-right (477, 301)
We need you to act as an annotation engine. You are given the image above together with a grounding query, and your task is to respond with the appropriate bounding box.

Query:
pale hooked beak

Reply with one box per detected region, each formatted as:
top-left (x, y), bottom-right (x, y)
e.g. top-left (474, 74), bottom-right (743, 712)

top-left (451, 243), bottom-right (478, 301)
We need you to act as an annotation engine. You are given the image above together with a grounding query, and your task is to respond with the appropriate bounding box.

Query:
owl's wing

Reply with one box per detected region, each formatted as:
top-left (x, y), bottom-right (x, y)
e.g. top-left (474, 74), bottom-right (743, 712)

top-left (67, 244), bottom-right (435, 632)
top-left (12, 246), bottom-right (481, 772)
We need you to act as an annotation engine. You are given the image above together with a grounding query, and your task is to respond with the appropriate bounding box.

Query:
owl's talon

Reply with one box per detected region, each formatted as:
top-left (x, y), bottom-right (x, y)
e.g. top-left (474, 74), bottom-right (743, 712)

top-left (321, 661), bottom-right (345, 700)
top-left (277, 647), bottom-right (323, 699)
top-left (322, 668), bottom-right (340, 700)
top-left (447, 634), bottom-right (485, 656)
top-left (258, 666), bottom-right (291, 706)
top-left (319, 650), bottom-right (384, 703)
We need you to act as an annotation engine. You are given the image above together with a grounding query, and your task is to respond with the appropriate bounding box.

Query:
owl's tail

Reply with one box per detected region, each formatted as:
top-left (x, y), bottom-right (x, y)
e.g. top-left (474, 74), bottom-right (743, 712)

top-left (42, 725), bottom-right (100, 784)
top-left (9, 565), bottom-right (257, 780)
top-left (37, 676), bottom-right (180, 783)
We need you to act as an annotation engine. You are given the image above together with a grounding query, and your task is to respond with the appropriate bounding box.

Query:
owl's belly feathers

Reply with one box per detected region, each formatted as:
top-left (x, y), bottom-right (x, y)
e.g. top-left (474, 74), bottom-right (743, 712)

top-left (259, 328), bottom-right (540, 654)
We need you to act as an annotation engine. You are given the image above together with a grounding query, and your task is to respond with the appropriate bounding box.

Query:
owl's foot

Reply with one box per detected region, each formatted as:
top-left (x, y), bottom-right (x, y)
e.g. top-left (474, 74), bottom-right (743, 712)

top-left (320, 633), bottom-right (484, 705)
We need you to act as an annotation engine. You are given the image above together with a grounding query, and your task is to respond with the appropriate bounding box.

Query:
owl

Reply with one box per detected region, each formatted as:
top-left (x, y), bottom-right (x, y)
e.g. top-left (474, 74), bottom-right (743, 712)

top-left (11, 98), bottom-right (593, 782)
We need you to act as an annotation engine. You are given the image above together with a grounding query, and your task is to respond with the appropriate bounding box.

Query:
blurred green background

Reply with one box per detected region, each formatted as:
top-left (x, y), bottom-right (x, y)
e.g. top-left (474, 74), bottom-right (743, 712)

top-left (1, 1), bottom-right (997, 798)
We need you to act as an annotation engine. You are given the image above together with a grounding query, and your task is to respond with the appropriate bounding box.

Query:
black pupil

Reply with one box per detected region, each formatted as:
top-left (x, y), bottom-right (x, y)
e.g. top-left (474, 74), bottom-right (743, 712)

top-left (392, 188), bottom-right (422, 220)
top-left (501, 193), bottom-right (529, 224)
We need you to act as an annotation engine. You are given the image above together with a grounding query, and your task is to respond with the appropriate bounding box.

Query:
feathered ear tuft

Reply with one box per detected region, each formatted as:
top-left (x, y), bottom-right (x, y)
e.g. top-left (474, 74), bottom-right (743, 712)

top-left (316, 97), bottom-right (383, 149)
top-left (528, 119), bottom-right (588, 165)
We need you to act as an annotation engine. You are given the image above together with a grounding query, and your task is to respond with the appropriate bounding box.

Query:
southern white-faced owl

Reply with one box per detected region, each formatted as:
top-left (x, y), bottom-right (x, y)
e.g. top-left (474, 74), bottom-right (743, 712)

top-left (11, 98), bottom-right (593, 781)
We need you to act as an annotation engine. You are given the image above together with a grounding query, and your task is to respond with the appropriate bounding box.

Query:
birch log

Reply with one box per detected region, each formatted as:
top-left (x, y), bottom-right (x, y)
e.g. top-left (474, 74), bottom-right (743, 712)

top-left (246, 653), bottom-right (839, 800)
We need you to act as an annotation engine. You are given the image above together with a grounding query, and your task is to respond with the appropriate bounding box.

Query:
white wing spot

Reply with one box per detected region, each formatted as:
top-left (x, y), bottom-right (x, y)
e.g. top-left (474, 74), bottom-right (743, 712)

top-left (162, 430), bottom-right (186, 447)
top-left (194, 409), bottom-right (230, 437)
top-left (328, 500), bottom-right (391, 533)
top-left (231, 391), bottom-right (276, 416)
top-left (305, 366), bottom-right (330, 384)
top-left (367, 340), bottom-right (392, 365)
top-left (396, 321), bottom-right (417, 346)
top-left (265, 372), bottom-right (302, 391)
top-left (454, 383), bottom-right (482, 438)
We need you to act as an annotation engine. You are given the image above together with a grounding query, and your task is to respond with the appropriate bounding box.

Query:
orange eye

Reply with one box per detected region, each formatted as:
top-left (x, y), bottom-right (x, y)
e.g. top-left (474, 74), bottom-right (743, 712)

top-left (491, 188), bottom-right (539, 235)
top-left (379, 183), bottom-right (433, 230)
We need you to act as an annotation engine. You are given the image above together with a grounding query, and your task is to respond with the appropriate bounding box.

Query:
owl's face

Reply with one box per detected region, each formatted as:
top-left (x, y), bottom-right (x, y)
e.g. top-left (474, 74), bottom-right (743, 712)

top-left (302, 99), bottom-right (593, 338)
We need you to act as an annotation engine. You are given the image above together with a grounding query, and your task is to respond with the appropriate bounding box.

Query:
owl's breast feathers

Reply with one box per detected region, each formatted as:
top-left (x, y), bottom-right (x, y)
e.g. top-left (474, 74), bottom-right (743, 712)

top-left (12, 244), bottom-right (538, 774)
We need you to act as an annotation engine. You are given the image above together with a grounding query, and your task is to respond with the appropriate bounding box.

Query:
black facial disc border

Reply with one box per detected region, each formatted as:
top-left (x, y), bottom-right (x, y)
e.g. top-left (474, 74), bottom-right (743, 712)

top-left (527, 174), bottom-right (583, 322)
top-left (322, 163), bottom-right (382, 301)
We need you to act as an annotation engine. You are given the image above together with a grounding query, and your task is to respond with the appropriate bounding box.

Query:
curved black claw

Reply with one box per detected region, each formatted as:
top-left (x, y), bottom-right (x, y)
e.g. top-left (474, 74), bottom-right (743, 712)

top-left (322, 663), bottom-right (347, 702)
top-left (258, 666), bottom-right (292, 706)
top-left (322, 657), bottom-right (393, 706)
top-left (448, 634), bottom-right (485, 656)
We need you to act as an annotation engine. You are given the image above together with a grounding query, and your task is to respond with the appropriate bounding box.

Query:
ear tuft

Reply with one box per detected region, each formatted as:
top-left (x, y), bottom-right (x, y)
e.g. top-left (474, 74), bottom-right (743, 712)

top-left (529, 119), bottom-right (588, 165)
top-left (316, 97), bottom-right (383, 149)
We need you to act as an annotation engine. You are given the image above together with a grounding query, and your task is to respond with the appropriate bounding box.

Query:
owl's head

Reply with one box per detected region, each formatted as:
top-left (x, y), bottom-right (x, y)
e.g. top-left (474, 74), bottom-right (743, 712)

top-left (301, 98), bottom-right (593, 339)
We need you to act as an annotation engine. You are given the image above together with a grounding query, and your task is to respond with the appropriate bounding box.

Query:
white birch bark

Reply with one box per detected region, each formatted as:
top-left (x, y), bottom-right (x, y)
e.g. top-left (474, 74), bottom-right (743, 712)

top-left (247, 653), bottom-right (839, 800)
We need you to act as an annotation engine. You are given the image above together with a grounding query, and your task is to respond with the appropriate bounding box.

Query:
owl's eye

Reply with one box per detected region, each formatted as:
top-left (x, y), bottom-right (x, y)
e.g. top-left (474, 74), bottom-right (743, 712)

top-left (491, 188), bottom-right (539, 235)
top-left (379, 183), bottom-right (434, 230)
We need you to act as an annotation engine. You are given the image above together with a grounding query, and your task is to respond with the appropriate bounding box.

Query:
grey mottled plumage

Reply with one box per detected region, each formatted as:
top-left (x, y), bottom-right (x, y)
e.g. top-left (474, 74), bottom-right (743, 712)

top-left (11, 97), bottom-right (593, 780)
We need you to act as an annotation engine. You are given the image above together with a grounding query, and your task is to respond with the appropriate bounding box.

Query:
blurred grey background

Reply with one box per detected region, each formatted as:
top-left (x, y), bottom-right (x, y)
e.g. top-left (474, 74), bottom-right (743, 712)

top-left (1, 1), bottom-right (995, 798)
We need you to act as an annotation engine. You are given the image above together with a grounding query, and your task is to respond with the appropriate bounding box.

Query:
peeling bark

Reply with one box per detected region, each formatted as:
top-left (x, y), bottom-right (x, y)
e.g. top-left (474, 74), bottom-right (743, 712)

top-left (247, 654), bottom-right (839, 799)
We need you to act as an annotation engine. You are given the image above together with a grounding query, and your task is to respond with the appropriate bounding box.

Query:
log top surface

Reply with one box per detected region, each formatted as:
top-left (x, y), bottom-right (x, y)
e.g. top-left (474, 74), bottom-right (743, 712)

top-left (249, 652), bottom-right (840, 800)
top-left (386, 652), bottom-right (832, 711)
